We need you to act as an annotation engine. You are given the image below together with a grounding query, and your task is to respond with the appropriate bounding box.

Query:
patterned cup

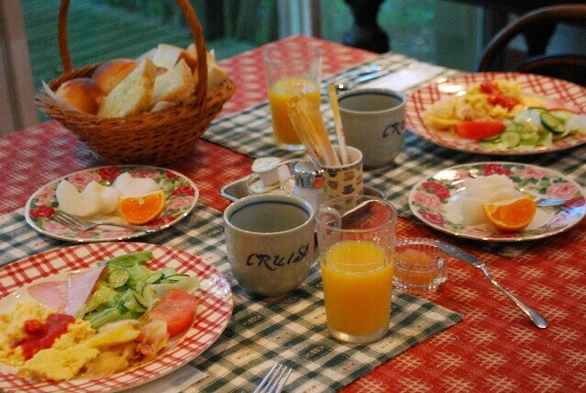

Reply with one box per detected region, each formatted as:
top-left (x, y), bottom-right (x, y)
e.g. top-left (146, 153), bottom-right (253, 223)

top-left (321, 146), bottom-right (363, 201)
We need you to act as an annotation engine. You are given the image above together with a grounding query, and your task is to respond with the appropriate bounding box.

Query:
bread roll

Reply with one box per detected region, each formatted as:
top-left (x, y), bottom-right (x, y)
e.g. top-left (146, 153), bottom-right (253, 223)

top-left (92, 59), bottom-right (139, 95)
top-left (55, 77), bottom-right (103, 115)
top-left (98, 57), bottom-right (157, 118)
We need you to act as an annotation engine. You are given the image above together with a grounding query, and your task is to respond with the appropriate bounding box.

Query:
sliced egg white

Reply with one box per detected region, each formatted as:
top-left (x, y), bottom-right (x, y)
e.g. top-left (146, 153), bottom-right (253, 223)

top-left (114, 172), bottom-right (160, 197)
top-left (85, 181), bottom-right (121, 215)
top-left (56, 180), bottom-right (103, 217)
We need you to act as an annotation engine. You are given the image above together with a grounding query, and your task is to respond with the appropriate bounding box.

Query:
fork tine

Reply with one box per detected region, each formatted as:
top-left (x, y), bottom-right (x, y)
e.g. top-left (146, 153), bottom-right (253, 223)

top-left (53, 211), bottom-right (80, 229)
top-left (253, 362), bottom-right (291, 393)
top-left (56, 211), bottom-right (83, 225)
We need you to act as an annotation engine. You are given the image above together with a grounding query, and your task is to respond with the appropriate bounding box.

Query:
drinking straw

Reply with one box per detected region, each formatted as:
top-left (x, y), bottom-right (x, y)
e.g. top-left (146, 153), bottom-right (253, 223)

top-left (327, 84), bottom-right (350, 165)
top-left (296, 98), bottom-right (340, 166)
top-left (287, 101), bottom-right (324, 165)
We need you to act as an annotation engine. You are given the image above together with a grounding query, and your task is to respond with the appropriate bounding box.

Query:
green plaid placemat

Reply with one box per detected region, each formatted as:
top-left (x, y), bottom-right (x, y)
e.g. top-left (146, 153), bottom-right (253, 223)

top-left (0, 205), bottom-right (462, 392)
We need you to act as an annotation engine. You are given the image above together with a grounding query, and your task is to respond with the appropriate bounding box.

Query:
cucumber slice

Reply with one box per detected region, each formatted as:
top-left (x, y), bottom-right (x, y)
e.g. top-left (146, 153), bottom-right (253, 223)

top-left (520, 132), bottom-right (540, 145)
top-left (108, 269), bottom-right (130, 288)
top-left (540, 112), bottom-right (565, 133)
top-left (500, 131), bottom-right (521, 148)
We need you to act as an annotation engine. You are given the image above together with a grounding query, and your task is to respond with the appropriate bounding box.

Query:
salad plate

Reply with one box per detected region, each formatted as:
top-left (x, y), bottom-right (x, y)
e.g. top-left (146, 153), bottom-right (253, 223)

top-left (406, 72), bottom-right (586, 155)
top-left (409, 162), bottom-right (586, 242)
top-left (25, 165), bottom-right (199, 242)
top-left (0, 242), bottom-right (233, 393)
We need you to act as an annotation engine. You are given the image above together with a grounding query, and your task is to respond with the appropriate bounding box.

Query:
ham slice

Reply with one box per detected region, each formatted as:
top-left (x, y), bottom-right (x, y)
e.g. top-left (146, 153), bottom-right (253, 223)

top-left (28, 281), bottom-right (67, 311)
top-left (27, 266), bottom-right (106, 317)
top-left (66, 266), bottom-right (106, 317)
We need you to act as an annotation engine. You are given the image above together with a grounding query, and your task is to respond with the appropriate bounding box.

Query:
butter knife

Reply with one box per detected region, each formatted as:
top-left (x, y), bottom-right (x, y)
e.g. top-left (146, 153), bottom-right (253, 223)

top-left (435, 241), bottom-right (548, 329)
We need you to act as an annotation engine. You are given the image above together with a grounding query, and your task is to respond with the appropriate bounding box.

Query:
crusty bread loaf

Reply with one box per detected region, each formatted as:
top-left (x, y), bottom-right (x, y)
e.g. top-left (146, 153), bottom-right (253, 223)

top-left (56, 77), bottom-right (103, 115)
top-left (98, 57), bottom-right (157, 118)
top-left (92, 59), bottom-right (138, 95)
top-left (152, 59), bottom-right (195, 104)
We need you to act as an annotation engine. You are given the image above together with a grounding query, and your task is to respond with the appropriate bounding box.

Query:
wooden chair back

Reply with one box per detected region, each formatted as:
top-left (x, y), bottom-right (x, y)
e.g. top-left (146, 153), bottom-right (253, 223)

top-left (476, 5), bottom-right (586, 86)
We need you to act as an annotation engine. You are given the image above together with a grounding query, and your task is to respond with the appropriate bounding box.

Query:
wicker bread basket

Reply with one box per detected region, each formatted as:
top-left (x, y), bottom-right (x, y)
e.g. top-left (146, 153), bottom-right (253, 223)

top-left (35, 0), bottom-right (236, 165)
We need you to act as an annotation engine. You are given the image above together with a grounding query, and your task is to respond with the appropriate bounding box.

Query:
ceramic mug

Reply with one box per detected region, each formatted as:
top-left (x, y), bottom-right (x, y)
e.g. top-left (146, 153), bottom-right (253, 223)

top-left (338, 88), bottom-right (406, 169)
top-left (223, 194), bottom-right (315, 297)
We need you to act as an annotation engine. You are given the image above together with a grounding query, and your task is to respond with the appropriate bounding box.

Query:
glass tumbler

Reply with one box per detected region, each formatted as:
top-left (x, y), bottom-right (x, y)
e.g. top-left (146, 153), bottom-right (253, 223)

top-left (316, 195), bottom-right (397, 344)
top-left (263, 44), bottom-right (322, 151)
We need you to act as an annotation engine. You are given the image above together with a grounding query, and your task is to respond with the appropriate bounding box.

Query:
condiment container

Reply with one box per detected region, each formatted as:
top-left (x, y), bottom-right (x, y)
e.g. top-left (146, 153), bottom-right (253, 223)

top-left (246, 157), bottom-right (294, 195)
top-left (394, 238), bottom-right (449, 295)
top-left (293, 161), bottom-right (325, 213)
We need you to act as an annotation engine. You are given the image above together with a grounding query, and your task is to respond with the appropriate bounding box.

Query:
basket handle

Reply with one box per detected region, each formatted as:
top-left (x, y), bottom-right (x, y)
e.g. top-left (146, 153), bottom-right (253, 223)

top-left (58, 0), bottom-right (207, 106)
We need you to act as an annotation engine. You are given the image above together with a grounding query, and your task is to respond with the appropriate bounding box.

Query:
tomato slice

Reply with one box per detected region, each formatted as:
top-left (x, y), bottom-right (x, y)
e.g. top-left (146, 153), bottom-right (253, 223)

top-left (455, 121), bottom-right (506, 140)
top-left (149, 289), bottom-right (198, 338)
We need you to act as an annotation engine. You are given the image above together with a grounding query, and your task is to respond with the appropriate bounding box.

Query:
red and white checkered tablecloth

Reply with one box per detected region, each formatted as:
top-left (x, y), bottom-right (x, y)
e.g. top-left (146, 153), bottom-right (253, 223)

top-left (2, 35), bottom-right (586, 392)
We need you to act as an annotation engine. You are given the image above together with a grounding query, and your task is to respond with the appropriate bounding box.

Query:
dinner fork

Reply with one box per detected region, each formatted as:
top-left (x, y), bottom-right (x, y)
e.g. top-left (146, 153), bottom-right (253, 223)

top-left (53, 210), bottom-right (159, 233)
top-left (253, 362), bottom-right (292, 393)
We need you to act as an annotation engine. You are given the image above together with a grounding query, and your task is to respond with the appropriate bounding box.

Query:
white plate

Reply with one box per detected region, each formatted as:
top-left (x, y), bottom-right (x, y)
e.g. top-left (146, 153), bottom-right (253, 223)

top-left (406, 72), bottom-right (586, 155)
top-left (0, 242), bottom-right (232, 392)
top-left (25, 166), bottom-right (199, 242)
top-left (409, 162), bottom-right (586, 242)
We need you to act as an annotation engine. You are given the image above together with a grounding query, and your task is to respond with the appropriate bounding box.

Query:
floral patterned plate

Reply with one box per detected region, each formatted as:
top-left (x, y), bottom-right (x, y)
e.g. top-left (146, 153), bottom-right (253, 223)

top-left (409, 162), bottom-right (586, 242)
top-left (406, 72), bottom-right (586, 155)
top-left (25, 166), bottom-right (199, 242)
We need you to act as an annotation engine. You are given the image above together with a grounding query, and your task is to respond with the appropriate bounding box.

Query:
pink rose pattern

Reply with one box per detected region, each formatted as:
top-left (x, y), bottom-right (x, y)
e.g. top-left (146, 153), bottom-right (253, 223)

top-left (27, 166), bottom-right (197, 240)
top-left (412, 163), bottom-right (585, 239)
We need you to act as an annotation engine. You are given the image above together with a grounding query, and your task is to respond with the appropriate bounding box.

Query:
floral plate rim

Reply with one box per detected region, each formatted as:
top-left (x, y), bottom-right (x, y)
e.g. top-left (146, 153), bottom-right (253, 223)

top-left (24, 165), bottom-right (199, 242)
top-left (408, 161), bottom-right (586, 242)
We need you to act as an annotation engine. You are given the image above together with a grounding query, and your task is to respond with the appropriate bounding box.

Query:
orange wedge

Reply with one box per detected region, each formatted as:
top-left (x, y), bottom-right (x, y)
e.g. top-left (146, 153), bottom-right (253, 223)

top-left (481, 195), bottom-right (536, 232)
top-left (118, 190), bottom-right (166, 225)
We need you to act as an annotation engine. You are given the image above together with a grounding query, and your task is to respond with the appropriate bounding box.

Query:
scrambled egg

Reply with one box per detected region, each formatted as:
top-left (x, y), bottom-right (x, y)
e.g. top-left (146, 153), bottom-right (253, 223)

top-left (0, 301), bottom-right (167, 382)
top-left (0, 302), bottom-right (51, 367)
top-left (0, 302), bottom-right (99, 381)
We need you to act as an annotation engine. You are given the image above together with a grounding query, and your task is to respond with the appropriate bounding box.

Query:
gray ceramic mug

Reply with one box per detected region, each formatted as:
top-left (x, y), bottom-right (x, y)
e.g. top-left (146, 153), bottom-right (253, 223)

top-left (338, 88), bottom-right (406, 169)
top-left (223, 194), bottom-right (315, 297)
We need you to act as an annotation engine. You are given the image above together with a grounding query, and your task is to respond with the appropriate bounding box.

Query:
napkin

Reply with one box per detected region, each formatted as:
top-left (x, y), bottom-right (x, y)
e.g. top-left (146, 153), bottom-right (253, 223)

top-left (123, 364), bottom-right (207, 393)
top-left (359, 63), bottom-right (445, 93)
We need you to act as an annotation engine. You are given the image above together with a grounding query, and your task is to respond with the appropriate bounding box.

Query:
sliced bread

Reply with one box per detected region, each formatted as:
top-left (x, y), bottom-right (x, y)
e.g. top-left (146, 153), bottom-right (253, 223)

top-left (98, 57), bottom-right (157, 118)
top-left (152, 43), bottom-right (183, 71)
top-left (151, 59), bottom-right (195, 104)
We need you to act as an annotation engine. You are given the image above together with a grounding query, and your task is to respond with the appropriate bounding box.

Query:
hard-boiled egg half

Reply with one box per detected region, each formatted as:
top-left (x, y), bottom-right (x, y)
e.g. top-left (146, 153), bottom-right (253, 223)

top-left (56, 173), bottom-right (161, 218)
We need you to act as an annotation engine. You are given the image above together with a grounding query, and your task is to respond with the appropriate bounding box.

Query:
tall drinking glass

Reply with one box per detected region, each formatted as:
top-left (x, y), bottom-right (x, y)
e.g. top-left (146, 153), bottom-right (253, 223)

top-left (316, 195), bottom-right (397, 344)
top-left (263, 44), bottom-right (322, 151)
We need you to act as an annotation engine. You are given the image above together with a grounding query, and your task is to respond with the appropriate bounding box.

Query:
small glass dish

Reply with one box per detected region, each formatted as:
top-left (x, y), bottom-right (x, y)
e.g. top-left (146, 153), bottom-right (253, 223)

top-left (394, 238), bottom-right (449, 295)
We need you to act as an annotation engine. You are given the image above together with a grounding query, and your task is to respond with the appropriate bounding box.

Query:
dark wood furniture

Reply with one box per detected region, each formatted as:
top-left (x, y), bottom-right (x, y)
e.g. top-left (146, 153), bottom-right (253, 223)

top-left (343, 0), bottom-right (586, 57)
top-left (476, 5), bottom-right (586, 86)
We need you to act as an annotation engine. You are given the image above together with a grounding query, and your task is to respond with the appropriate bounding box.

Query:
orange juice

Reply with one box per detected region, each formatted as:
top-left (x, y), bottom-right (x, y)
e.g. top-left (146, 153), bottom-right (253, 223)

top-left (321, 240), bottom-right (393, 338)
top-left (268, 77), bottom-right (320, 148)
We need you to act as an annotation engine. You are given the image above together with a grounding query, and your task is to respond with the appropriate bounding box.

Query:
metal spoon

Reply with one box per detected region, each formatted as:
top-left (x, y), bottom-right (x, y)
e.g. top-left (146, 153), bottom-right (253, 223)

top-left (435, 241), bottom-right (548, 329)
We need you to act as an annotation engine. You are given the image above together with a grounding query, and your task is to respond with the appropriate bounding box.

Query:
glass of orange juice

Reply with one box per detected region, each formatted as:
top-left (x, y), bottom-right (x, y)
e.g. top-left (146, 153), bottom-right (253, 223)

top-left (316, 195), bottom-right (397, 344)
top-left (263, 44), bottom-right (322, 151)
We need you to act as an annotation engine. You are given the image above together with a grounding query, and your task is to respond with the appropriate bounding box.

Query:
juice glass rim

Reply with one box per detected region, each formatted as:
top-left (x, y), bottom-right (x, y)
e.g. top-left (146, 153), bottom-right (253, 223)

top-left (315, 195), bottom-right (397, 233)
top-left (262, 44), bottom-right (323, 65)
